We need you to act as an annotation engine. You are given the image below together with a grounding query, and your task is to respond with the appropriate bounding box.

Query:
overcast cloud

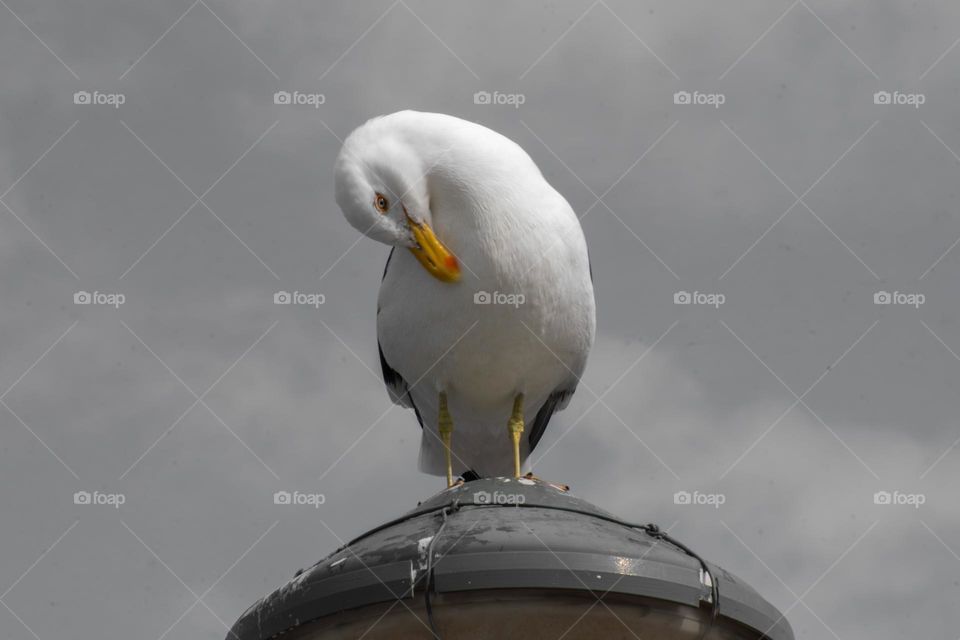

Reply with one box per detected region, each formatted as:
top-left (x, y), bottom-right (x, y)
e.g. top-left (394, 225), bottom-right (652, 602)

top-left (2, 2), bottom-right (960, 638)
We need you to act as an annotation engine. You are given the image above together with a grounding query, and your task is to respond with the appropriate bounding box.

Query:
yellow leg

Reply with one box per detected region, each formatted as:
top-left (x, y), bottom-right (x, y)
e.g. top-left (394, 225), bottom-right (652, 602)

top-left (508, 393), bottom-right (525, 478)
top-left (438, 391), bottom-right (454, 488)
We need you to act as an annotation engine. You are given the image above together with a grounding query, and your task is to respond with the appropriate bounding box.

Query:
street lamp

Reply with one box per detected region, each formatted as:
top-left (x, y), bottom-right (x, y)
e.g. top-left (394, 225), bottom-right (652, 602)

top-left (228, 478), bottom-right (793, 639)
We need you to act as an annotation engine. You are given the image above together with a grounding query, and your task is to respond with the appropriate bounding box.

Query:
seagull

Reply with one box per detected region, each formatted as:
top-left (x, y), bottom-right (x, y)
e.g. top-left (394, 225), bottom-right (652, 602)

top-left (334, 111), bottom-right (595, 485)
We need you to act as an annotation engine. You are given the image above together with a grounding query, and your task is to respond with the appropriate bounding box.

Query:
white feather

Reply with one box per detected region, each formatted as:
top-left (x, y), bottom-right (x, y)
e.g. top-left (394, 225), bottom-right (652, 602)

top-left (338, 111), bottom-right (596, 477)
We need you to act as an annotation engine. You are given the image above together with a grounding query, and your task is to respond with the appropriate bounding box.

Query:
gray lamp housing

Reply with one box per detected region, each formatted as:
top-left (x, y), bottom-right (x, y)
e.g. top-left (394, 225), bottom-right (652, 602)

top-left (228, 478), bottom-right (794, 639)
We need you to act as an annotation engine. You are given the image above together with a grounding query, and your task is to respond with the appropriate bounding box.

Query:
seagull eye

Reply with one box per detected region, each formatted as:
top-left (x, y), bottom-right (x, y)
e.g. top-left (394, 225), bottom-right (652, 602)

top-left (374, 194), bottom-right (389, 213)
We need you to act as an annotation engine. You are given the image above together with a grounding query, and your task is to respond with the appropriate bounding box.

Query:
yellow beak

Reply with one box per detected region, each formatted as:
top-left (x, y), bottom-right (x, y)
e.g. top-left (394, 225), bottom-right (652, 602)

top-left (406, 214), bottom-right (461, 283)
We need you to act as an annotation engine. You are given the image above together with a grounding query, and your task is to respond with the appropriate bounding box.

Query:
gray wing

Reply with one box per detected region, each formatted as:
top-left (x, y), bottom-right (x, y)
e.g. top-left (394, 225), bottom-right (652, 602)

top-left (528, 253), bottom-right (592, 451)
top-left (377, 248), bottom-right (424, 427)
top-left (528, 388), bottom-right (576, 451)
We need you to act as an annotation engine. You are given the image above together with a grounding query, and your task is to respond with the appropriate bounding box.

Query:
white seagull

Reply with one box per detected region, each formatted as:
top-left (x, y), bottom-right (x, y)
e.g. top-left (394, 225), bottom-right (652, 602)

top-left (335, 111), bottom-right (595, 485)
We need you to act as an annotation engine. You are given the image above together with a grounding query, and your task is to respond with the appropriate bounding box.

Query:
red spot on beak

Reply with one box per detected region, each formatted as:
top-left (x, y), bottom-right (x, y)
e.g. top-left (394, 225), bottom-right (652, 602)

top-left (445, 255), bottom-right (459, 270)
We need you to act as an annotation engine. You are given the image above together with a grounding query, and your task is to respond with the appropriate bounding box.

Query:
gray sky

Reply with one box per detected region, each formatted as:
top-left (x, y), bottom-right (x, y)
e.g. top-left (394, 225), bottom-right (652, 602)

top-left (1, 1), bottom-right (959, 638)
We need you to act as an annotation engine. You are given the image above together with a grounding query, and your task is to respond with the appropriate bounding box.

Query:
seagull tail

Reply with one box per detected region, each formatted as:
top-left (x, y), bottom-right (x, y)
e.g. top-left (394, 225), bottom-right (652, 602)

top-left (417, 434), bottom-right (449, 477)
top-left (418, 428), bottom-right (531, 479)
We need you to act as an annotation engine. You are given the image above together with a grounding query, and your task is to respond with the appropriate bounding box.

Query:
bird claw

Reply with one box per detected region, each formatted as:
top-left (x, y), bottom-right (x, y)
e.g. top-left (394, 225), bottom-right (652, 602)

top-left (523, 472), bottom-right (570, 492)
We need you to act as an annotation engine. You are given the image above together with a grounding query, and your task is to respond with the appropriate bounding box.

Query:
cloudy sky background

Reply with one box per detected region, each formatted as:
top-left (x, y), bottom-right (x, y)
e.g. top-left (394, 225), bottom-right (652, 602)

top-left (2, 1), bottom-right (960, 638)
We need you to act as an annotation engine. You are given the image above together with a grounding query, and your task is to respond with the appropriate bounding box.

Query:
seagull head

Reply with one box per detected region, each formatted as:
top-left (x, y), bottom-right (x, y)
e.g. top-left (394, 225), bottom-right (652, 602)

top-left (334, 120), bottom-right (461, 283)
